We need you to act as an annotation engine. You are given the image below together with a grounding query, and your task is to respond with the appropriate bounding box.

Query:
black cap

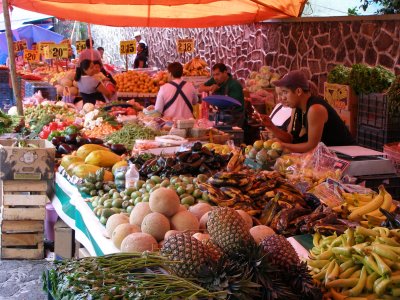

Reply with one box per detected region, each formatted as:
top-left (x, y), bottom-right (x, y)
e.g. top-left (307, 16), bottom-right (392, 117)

top-left (272, 70), bottom-right (310, 90)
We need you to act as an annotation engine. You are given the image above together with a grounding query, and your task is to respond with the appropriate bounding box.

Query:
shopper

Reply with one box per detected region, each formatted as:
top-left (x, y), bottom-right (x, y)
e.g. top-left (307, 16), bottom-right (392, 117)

top-left (75, 59), bottom-right (113, 106)
top-left (134, 31), bottom-right (147, 46)
top-left (199, 63), bottom-right (245, 128)
top-left (97, 46), bottom-right (110, 64)
top-left (133, 43), bottom-right (148, 69)
top-left (155, 62), bottom-right (198, 120)
top-left (256, 70), bottom-right (354, 153)
top-left (78, 39), bottom-right (102, 64)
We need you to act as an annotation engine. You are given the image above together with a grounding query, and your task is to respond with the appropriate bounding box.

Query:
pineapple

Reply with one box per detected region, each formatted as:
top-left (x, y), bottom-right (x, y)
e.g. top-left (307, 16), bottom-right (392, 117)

top-left (160, 232), bottom-right (215, 278)
top-left (260, 234), bottom-right (300, 268)
top-left (207, 207), bottom-right (256, 256)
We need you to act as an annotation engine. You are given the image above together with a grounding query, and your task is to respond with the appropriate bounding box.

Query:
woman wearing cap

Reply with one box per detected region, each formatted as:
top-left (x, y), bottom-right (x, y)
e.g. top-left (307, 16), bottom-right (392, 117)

top-left (256, 70), bottom-right (354, 153)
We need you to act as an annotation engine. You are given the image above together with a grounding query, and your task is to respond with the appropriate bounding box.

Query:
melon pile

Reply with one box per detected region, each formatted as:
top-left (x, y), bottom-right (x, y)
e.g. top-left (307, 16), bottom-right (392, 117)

top-left (49, 70), bottom-right (79, 97)
top-left (105, 186), bottom-right (277, 253)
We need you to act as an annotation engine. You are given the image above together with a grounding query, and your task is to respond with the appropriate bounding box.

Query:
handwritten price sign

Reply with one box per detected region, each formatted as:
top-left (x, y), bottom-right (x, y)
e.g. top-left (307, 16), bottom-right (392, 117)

top-left (13, 40), bottom-right (27, 52)
top-left (23, 50), bottom-right (40, 62)
top-left (38, 42), bottom-right (55, 55)
top-left (120, 40), bottom-right (136, 55)
top-left (176, 39), bottom-right (194, 53)
top-left (44, 43), bottom-right (69, 59)
top-left (76, 40), bottom-right (86, 53)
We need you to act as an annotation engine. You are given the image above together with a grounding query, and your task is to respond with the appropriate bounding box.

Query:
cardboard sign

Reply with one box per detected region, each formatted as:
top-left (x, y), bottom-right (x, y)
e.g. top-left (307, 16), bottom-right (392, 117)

top-left (76, 40), bottom-right (86, 53)
top-left (23, 50), bottom-right (40, 62)
top-left (38, 42), bottom-right (55, 55)
top-left (13, 40), bottom-right (27, 52)
top-left (324, 82), bottom-right (356, 111)
top-left (44, 43), bottom-right (69, 59)
top-left (120, 40), bottom-right (136, 55)
top-left (176, 38), bottom-right (195, 53)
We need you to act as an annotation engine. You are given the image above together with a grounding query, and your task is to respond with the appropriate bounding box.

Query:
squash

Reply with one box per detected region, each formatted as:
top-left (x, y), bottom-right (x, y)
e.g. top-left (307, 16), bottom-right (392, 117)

top-left (60, 78), bottom-right (73, 87)
top-left (112, 160), bottom-right (128, 174)
top-left (76, 144), bottom-right (110, 159)
top-left (61, 155), bottom-right (84, 170)
top-left (85, 150), bottom-right (122, 168)
top-left (71, 164), bottom-right (101, 178)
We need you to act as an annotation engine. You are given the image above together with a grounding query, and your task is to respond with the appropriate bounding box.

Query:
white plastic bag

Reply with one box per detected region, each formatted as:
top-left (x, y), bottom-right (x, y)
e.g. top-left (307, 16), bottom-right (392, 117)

top-left (125, 163), bottom-right (140, 188)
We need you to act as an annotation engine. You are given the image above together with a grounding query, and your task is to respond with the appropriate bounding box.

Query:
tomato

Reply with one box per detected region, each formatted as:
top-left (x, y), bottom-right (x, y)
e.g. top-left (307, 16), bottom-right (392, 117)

top-left (39, 131), bottom-right (49, 139)
top-left (48, 122), bottom-right (58, 131)
top-left (42, 125), bottom-right (50, 133)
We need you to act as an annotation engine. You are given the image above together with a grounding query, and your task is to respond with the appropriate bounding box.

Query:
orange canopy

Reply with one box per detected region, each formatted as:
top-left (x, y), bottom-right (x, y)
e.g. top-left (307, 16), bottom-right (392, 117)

top-left (8, 0), bottom-right (307, 27)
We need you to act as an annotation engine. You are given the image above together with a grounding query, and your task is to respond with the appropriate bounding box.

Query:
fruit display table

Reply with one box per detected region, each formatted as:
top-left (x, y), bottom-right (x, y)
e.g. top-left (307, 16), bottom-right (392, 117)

top-left (52, 173), bottom-right (119, 256)
top-left (52, 172), bottom-right (310, 259)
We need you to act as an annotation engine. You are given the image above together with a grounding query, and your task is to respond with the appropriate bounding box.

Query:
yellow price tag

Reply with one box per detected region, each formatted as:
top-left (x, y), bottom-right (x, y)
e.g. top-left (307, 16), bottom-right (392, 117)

top-left (46, 43), bottom-right (69, 59)
top-left (76, 40), bottom-right (86, 53)
top-left (120, 40), bottom-right (136, 55)
top-left (38, 42), bottom-right (55, 55)
top-left (176, 39), bottom-right (195, 53)
top-left (23, 50), bottom-right (40, 62)
top-left (13, 40), bottom-right (27, 52)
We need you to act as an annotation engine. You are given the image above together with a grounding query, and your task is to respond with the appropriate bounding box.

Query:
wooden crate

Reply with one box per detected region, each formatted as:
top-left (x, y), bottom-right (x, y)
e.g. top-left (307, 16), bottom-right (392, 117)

top-left (1, 180), bottom-right (47, 221)
top-left (1, 220), bottom-right (44, 259)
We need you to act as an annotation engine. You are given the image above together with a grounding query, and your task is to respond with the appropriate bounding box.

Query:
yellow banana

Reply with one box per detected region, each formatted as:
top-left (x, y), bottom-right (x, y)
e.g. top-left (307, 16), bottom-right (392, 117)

top-left (348, 190), bottom-right (384, 221)
top-left (380, 186), bottom-right (393, 211)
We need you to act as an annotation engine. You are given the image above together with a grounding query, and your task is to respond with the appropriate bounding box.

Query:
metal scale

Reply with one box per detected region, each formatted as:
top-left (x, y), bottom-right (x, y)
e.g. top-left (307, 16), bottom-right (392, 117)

top-left (203, 95), bottom-right (242, 131)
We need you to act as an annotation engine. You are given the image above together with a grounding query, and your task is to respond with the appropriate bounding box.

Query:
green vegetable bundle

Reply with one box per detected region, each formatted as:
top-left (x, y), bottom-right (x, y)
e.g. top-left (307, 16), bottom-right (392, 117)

top-left (106, 124), bottom-right (161, 150)
top-left (43, 252), bottom-right (226, 300)
top-left (349, 64), bottom-right (395, 95)
top-left (327, 65), bottom-right (351, 85)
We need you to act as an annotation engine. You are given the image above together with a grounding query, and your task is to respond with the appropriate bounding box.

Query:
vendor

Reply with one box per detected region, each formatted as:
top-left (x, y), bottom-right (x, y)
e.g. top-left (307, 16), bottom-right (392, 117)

top-left (199, 63), bottom-right (245, 128)
top-left (133, 43), bottom-right (148, 69)
top-left (256, 70), bottom-right (354, 153)
top-left (75, 59), bottom-right (114, 106)
top-left (155, 62), bottom-right (198, 120)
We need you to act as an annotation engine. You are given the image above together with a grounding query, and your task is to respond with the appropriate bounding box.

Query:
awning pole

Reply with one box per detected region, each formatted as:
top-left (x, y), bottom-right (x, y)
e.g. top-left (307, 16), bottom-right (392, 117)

top-left (2, 0), bottom-right (23, 116)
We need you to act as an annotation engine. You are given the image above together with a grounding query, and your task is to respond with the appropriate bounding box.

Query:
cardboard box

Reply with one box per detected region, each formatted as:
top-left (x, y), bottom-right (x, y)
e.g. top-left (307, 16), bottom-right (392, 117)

top-left (78, 247), bottom-right (91, 258)
top-left (324, 83), bottom-right (357, 111)
top-left (54, 219), bottom-right (75, 259)
top-left (0, 139), bottom-right (55, 180)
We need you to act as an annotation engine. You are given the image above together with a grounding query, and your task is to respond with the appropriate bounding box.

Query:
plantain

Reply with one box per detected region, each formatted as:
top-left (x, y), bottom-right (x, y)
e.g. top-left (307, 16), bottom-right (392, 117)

top-left (220, 186), bottom-right (243, 198)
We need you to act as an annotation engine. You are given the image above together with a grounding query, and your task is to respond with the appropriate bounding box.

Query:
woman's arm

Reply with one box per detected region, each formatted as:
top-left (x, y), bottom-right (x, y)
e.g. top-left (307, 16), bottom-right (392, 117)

top-left (138, 60), bottom-right (145, 68)
top-left (96, 82), bottom-right (113, 99)
top-left (258, 114), bottom-right (293, 143)
top-left (281, 104), bottom-right (328, 153)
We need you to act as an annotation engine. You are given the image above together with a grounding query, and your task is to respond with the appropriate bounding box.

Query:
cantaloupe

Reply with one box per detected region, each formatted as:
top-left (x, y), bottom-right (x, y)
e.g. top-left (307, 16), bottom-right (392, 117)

top-left (141, 212), bottom-right (170, 242)
top-left (149, 187), bottom-right (180, 217)
top-left (129, 202), bottom-right (152, 226)
top-left (120, 232), bottom-right (158, 253)
top-left (236, 210), bottom-right (253, 229)
top-left (199, 211), bottom-right (210, 231)
top-left (178, 204), bottom-right (187, 211)
top-left (170, 211), bottom-right (199, 231)
top-left (105, 213), bottom-right (129, 237)
top-left (189, 203), bottom-right (212, 221)
top-left (250, 225), bottom-right (275, 243)
top-left (112, 223), bottom-right (140, 249)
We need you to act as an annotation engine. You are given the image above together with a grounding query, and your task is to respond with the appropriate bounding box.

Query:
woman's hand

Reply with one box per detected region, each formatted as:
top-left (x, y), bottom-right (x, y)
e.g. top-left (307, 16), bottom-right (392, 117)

top-left (254, 112), bottom-right (274, 128)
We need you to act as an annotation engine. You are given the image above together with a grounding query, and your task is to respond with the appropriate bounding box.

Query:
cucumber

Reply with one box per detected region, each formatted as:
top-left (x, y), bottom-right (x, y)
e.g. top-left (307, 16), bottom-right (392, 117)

top-left (126, 205), bottom-right (134, 214)
top-left (104, 199), bottom-right (113, 208)
top-left (181, 196), bottom-right (195, 206)
top-left (125, 188), bottom-right (136, 196)
top-left (90, 190), bottom-right (98, 196)
top-left (112, 199), bottom-right (123, 208)
top-left (150, 175), bottom-right (161, 184)
top-left (95, 182), bottom-right (103, 190)
top-left (101, 208), bottom-right (115, 218)
top-left (99, 216), bottom-right (107, 225)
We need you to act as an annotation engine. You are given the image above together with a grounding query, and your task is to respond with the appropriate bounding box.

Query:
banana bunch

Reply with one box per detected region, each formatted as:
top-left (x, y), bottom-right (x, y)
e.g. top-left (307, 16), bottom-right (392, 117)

top-left (183, 57), bottom-right (210, 76)
top-left (333, 186), bottom-right (394, 227)
top-left (226, 149), bottom-right (245, 172)
top-left (309, 226), bottom-right (400, 299)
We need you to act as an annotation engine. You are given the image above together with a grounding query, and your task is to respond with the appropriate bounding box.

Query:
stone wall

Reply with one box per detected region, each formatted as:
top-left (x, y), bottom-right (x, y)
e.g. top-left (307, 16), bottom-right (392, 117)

top-left (66, 16), bottom-right (400, 93)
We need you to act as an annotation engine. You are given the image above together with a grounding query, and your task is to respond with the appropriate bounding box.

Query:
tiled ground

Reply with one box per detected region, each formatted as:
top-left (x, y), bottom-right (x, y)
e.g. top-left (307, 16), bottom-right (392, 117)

top-left (0, 260), bottom-right (48, 300)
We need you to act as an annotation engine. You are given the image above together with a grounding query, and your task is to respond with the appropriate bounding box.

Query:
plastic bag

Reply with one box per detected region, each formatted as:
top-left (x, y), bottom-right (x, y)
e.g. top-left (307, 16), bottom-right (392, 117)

top-left (125, 163), bottom-right (140, 189)
top-left (277, 143), bottom-right (349, 192)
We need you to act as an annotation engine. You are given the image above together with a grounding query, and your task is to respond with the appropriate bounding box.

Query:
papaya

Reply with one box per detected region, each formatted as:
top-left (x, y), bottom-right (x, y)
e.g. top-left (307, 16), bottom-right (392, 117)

top-left (66, 161), bottom-right (85, 176)
top-left (104, 170), bottom-right (114, 181)
top-left (71, 164), bottom-right (101, 178)
top-left (85, 150), bottom-right (122, 168)
top-left (76, 144), bottom-right (110, 160)
top-left (61, 155), bottom-right (84, 170)
top-left (112, 160), bottom-right (128, 174)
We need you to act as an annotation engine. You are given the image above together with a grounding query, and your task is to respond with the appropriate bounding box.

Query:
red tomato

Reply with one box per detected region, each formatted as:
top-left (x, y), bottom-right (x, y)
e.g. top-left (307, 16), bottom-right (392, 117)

top-left (48, 122), bottom-right (58, 131)
top-left (42, 125), bottom-right (50, 133)
top-left (39, 131), bottom-right (48, 139)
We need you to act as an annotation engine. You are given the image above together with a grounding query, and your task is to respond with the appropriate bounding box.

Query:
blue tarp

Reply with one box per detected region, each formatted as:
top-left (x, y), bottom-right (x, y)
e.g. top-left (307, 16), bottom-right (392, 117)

top-left (0, 24), bottom-right (64, 64)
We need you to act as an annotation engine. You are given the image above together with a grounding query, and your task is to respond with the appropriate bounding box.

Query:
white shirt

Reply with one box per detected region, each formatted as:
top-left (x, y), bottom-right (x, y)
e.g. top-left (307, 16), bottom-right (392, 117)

top-left (155, 79), bottom-right (198, 120)
top-left (270, 103), bottom-right (292, 127)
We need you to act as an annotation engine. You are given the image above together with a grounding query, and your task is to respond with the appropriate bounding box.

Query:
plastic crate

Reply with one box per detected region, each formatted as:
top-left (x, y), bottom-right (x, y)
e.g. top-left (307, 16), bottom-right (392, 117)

top-left (357, 124), bottom-right (400, 152)
top-left (0, 69), bottom-right (9, 84)
top-left (23, 80), bottom-right (57, 100)
top-left (358, 93), bottom-right (400, 130)
top-left (384, 142), bottom-right (400, 175)
top-left (0, 83), bottom-right (13, 110)
top-left (356, 174), bottom-right (400, 200)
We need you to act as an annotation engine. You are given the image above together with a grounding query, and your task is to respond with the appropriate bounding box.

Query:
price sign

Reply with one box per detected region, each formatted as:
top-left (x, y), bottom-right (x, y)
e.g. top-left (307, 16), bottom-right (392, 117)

top-left (23, 50), bottom-right (40, 62)
top-left (120, 40), bottom-right (136, 55)
top-left (13, 40), bottom-right (27, 52)
top-left (38, 42), bottom-right (55, 55)
top-left (44, 43), bottom-right (69, 59)
top-left (176, 38), bottom-right (195, 53)
top-left (76, 40), bottom-right (86, 53)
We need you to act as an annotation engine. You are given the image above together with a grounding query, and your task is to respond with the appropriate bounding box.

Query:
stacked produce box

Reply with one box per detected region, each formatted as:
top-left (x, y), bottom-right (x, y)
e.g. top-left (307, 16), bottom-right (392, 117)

top-left (0, 139), bottom-right (55, 259)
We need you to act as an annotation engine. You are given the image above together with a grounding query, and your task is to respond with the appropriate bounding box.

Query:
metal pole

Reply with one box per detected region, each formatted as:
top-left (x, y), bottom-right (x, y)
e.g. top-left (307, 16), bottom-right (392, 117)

top-left (2, 0), bottom-right (23, 116)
